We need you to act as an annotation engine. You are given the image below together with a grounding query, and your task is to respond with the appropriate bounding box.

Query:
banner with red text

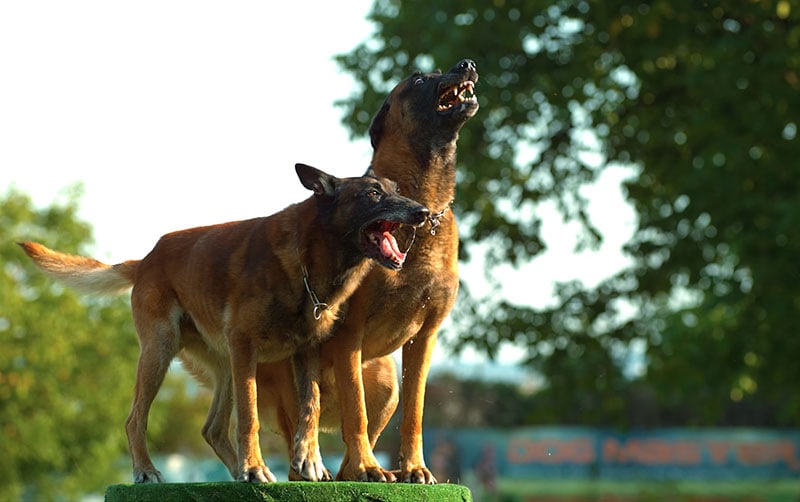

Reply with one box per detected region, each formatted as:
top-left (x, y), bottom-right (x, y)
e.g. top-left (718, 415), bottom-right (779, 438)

top-left (423, 427), bottom-right (800, 480)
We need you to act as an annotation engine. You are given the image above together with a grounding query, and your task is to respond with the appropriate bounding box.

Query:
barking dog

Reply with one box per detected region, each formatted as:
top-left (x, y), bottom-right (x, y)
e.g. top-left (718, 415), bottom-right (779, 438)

top-left (19, 163), bottom-right (429, 483)
top-left (325, 58), bottom-right (479, 483)
top-left (252, 59), bottom-right (480, 483)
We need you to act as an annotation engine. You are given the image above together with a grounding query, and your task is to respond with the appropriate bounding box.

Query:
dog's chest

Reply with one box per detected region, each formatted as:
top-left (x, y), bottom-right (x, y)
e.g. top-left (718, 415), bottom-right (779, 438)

top-left (254, 309), bottom-right (337, 356)
top-left (362, 267), bottom-right (458, 358)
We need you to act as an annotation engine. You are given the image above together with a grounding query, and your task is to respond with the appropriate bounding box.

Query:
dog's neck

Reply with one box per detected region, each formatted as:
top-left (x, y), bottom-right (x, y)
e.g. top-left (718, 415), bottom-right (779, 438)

top-left (301, 264), bottom-right (330, 321)
top-left (370, 140), bottom-right (458, 215)
top-left (292, 205), bottom-right (373, 327)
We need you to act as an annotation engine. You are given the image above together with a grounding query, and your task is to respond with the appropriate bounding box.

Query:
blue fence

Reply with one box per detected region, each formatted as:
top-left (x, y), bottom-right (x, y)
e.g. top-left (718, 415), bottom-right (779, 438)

top-left (423, 427), bottom-right (800, 480)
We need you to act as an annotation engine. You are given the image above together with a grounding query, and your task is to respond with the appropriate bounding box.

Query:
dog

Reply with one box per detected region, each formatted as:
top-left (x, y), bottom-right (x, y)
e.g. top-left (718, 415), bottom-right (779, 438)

top-left (250, 59), bottom-right (480, 483)
top-left (18, 163), bottom-right (430, 483)
top-left (327, 57), bottom-right (479, 483)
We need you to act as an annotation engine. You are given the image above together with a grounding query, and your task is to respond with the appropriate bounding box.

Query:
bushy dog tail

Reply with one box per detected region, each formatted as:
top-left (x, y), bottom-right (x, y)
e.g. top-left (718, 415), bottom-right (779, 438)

top-left (18, 241), bottom-right (137, 295)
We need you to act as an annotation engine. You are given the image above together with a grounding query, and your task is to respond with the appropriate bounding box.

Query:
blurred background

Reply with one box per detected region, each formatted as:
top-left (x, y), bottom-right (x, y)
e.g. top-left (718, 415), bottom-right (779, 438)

top-left (2, 1), bottom-right (799, 500)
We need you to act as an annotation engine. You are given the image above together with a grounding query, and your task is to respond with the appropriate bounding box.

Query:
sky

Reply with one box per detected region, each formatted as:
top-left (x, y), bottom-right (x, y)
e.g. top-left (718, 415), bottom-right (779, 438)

top-left (1, 2), bottom-right (637, 376)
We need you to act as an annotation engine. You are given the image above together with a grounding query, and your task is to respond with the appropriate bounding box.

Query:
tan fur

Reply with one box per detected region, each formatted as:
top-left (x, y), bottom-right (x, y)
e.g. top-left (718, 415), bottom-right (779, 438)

top-left (252, 59), bottom-right (479, 483)
top-left (19, 164), bottom-right (429, 483)
top-left (19, 242), bottom-right (136, 294)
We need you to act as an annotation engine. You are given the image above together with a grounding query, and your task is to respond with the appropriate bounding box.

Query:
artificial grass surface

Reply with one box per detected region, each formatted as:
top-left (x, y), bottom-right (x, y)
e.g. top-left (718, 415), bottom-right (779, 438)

top-left (104, 481), bottom-right (472, 502)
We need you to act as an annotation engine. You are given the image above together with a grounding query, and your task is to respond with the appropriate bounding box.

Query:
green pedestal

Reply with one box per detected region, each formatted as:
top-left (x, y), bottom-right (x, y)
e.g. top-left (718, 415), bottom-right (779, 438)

top-left (105, 481), bottom-right (473, 502)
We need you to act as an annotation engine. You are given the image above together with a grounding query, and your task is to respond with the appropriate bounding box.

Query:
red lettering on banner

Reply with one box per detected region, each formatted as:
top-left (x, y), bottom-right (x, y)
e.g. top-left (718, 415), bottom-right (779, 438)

top-left (602, 438), bottom-right (800, 468)
top-left (442, 429), bottom-right (800, 477)
top-left (506, 436), bottom-right (529, 464)
top-left (778, 441), bottom-right (800, 471)
top-left (736, 440), bottom-right (800, 469)
top-left (602, 438), bottom-right (701, 465)
top-left (566, 437), bottom-right (596, 464)
top-left (506, 437), bottom-right (595, 465)
top-left (706, 441), bottom-right (731, 464)
top-left (673, 441), bottom-right (702, 464)
top-left (603, 438), bottom-right (622, 462)
top-left (737, 442), bottom-right (771, 465)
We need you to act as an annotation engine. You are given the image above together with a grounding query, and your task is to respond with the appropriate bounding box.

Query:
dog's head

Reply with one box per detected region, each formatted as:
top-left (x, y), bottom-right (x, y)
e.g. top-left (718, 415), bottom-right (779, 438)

top-left (369, 58), bottom-right (479, 151)
top-left (296, 163), bottom-right (429, 271)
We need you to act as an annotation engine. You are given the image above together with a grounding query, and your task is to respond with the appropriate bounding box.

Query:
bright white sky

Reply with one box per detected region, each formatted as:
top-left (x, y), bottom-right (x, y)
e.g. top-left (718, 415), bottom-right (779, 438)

top-left (1, 1), bottom-right (637, 372)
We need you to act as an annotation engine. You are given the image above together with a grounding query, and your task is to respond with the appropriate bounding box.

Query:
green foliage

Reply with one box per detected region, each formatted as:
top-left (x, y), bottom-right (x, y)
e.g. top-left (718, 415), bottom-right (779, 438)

top-left (425, 374), bottom-right (538, 428)
top-left (0, 188), bottom-right (137, 498)
top-left (0, 188), bottom-right (219, 497)
top-left (146, 370), bottom-right (216, 458)
top-left (336, 1), bottom-right (800, 426)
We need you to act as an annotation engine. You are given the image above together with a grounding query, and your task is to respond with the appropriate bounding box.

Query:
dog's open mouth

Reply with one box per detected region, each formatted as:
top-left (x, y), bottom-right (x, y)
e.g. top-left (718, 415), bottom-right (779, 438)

top-left (437, 80), bottom-right (476, 112)
top-left (361, 220), bottom-right (409, 271)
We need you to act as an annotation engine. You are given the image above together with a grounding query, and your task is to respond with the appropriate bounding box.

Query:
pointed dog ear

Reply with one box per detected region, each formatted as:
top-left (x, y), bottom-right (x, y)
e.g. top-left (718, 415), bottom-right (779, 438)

top-left (364, 166), bottom-right (377, 178)
top-left (368, 99), bottom-right (390, 149)
top-left (295, 163), bottom-right (337, 197)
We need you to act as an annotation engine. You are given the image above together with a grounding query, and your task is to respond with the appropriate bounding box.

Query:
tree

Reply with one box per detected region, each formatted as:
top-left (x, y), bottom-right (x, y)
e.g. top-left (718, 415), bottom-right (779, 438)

top-left (424, 374), bottom-right (539, 428)
top-left (0, 188), bottom-right (216, 498)
top-left (0, 187), bottom-right (137, 498)
top-left (335, 0), bottom-right (800, 426)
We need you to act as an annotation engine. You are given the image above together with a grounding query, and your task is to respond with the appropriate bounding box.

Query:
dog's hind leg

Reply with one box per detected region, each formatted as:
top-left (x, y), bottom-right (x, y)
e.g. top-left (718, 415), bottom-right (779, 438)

top-left (290, 348), bottom-right (332, 481)
top-left (364, 355), bottom-right (399, 449)
top-left (126, 300), bottom-right (182, 483)
top-left (201, 366), bottom-right (238, 479)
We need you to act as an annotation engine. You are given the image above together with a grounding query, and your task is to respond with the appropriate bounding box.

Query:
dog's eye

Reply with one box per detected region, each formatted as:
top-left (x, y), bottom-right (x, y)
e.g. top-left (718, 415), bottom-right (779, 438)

top-left (367, 189), bottom-right (382, 201)
top-left (413, 77), bottom-right (425, 86)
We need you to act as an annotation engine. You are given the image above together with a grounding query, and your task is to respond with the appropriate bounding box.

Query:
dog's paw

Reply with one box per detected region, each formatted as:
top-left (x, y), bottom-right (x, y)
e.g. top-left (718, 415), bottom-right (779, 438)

top-left (238, 465), bottom-right (277, 483)
top-left (291, 441), bottom-right (332, 481)
top-left (133, 468), bottom-right (165, 483)
top-left (338, 463), bottom-right (396, 483)
top-left (289, 463), bottom-right (333, 482)
top-left (398, 466), bottom-right (437, 484)
top-left (362, 466), bottom-right (397, 483)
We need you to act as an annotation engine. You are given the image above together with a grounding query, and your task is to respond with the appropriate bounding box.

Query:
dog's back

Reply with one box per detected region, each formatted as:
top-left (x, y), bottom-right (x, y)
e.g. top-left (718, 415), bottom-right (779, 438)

top-left (132, 215), bottom-right (300, 360)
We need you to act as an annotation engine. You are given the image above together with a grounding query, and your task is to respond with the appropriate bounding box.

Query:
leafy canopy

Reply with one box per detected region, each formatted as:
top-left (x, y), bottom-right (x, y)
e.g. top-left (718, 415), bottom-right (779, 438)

top-left (335, 0), bottom-right (800, 426)
top-left (0, 188), bottom-right (216, 498)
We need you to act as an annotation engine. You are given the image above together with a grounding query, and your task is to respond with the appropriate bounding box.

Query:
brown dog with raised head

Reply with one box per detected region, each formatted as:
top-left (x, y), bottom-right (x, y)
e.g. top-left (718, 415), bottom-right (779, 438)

top-left (328, 58), bottom-right (479, 483)
top-left (19, 163), bottom-right (429, 483)
top-left (251, 59), bottom-right (479, 483)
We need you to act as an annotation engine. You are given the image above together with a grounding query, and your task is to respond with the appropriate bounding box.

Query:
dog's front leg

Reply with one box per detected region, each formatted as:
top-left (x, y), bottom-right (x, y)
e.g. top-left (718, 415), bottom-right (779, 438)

top-left (331, 324), bottom-right (396, 482)
top-left (228, 331), bottom-right (275, 483)
top-left (289, 347), bottom-right (332, 481)
top-left (398, 324), bottom-right (439, 484)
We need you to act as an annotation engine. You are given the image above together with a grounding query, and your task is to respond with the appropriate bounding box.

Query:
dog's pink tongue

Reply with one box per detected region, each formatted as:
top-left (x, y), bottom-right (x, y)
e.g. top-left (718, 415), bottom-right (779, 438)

top-left (380, 230), bottom-right (406, 264)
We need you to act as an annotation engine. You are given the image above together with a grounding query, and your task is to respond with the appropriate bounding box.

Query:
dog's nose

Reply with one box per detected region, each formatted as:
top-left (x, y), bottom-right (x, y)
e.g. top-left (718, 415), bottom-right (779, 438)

top-left (415, 207), bottom-right (430, 224)
top-left (458, 59), bottom-right (476, 72)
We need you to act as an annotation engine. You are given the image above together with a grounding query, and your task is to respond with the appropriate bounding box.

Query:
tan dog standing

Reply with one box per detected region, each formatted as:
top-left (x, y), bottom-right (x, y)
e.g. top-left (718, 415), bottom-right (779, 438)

top-left (327, 58), bottom-right (479, 483)
top-left (19, 163), bottom-right (429, 483)
top-left (247, 59), bottom-right (480, 483)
